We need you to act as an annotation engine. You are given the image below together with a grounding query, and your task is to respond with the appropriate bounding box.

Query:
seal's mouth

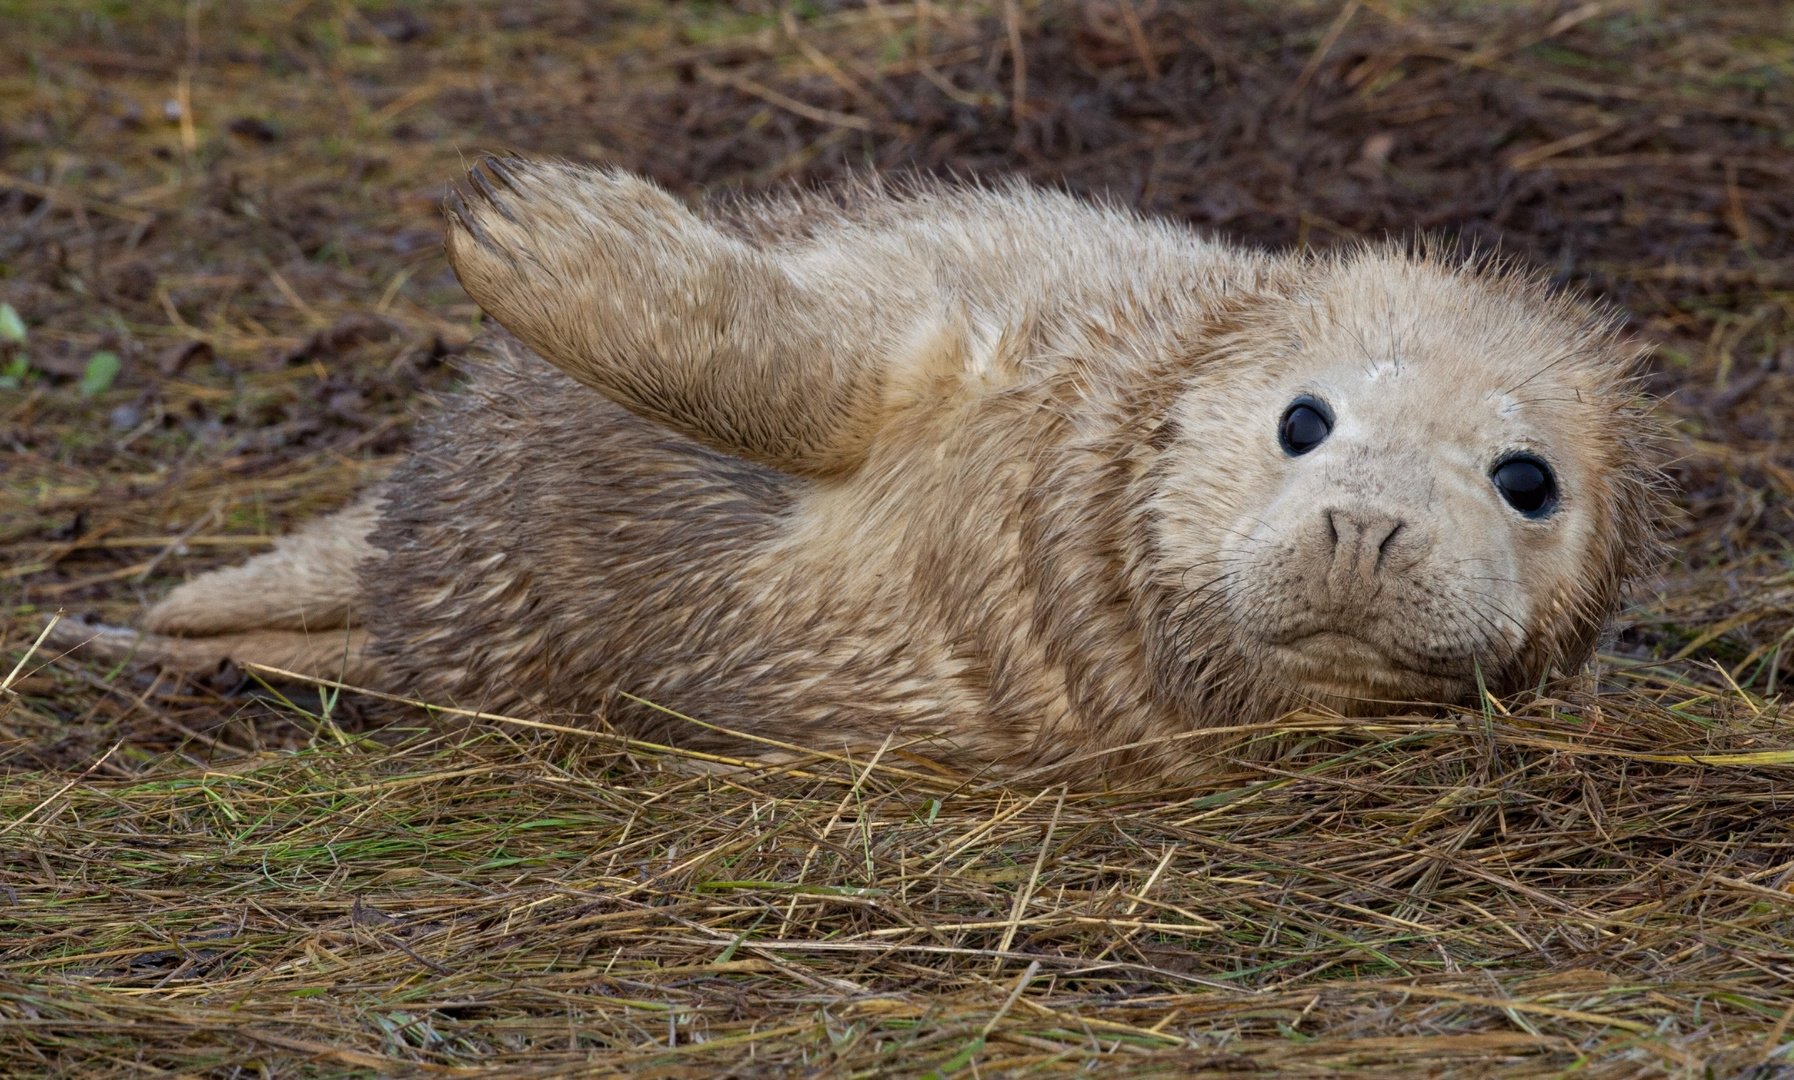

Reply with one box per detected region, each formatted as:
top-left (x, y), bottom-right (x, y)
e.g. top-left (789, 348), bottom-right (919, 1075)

top-left (1263, 630), bottom-right (1481, 702)
top-left (1265, 622), bottom-right (1503, 677)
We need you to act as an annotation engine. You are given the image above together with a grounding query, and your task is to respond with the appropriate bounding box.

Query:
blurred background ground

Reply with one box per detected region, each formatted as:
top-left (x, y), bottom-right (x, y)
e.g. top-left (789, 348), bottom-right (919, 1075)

top-left (2, 1), bottom-right (1793, 1077)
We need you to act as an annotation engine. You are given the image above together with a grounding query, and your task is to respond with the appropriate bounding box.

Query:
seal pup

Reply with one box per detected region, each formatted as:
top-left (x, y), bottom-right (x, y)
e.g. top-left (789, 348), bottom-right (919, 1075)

top-left (65, 160), bottom-right (1667, 781)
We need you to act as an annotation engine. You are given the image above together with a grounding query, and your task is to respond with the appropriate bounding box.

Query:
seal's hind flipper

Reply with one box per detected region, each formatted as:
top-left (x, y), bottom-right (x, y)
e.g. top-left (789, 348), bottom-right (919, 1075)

top-left (38, 494), bottom-right (387, 688)
top-left (143, 495), bottom-right (382, 637)
top-left (43, 618), bottom-right (378, 687)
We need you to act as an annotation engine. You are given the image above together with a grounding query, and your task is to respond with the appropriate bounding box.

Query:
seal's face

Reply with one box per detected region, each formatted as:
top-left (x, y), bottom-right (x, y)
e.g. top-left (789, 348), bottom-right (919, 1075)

top-left (1152, 252), bottom-right (1661, 715)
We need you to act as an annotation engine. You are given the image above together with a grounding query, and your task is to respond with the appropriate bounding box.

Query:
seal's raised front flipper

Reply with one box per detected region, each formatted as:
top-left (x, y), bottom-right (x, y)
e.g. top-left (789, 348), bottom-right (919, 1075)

top-left (444, 159), bottom-right (933, 477)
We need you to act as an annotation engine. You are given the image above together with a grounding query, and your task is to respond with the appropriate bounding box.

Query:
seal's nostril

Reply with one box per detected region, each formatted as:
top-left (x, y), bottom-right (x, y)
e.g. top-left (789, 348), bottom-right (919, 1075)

top-left (1378, 523), bottom-right (1401, 554)
top-left (1374, 520), bottom-right (1403, 574)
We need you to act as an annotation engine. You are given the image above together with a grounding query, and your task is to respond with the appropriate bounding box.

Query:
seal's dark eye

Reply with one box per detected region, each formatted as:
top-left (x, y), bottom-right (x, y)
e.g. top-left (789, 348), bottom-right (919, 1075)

top-left (1492, 454), bottom-right (1558, 518)
top-left (1279, 396), bottom-right (1333, 457)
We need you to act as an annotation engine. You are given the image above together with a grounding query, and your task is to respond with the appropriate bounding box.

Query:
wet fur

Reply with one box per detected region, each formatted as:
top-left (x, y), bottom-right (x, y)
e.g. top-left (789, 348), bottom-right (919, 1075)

top-left (58, 162), bottom-right (1669, 783)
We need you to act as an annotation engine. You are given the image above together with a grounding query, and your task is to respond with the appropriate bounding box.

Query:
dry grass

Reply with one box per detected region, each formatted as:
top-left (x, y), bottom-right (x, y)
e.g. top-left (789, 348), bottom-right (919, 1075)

top-left (3, 1), bottom-right (1794, 1076)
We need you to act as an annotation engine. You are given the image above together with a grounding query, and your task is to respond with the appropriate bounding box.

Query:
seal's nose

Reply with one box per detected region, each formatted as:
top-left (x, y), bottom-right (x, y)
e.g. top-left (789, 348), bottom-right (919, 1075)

top-left (1307, 508), bottom-right (1425, 606)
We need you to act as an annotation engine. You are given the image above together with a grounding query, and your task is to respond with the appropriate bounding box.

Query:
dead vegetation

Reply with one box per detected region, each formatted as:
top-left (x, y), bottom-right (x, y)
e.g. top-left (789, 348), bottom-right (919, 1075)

top-left (2, 1), bottom-right (1793, 1076)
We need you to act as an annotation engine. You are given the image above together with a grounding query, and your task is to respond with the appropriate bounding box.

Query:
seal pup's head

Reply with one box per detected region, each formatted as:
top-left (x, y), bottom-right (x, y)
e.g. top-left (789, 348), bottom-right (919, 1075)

top-left (1150, 248), bottom-right (1666, 716)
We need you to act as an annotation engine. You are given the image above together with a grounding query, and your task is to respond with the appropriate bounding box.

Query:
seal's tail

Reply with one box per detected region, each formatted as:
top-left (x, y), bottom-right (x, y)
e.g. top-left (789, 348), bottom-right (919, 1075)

top-left (46, 495), bottom-right (385, 686)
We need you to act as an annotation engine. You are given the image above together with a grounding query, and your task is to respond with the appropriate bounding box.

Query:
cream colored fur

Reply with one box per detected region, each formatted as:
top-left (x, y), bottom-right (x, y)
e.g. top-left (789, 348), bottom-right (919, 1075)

top-left (52, 497), bottom-right (382, 684)
top-left (142, 497), bottom-right (381, 635)
top-left (444, 159), bottom-right (1262, 477)
top-left (52, 161), bottom-right (1667, 782)
top-left (55, 621), bottom-right (376, 687)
